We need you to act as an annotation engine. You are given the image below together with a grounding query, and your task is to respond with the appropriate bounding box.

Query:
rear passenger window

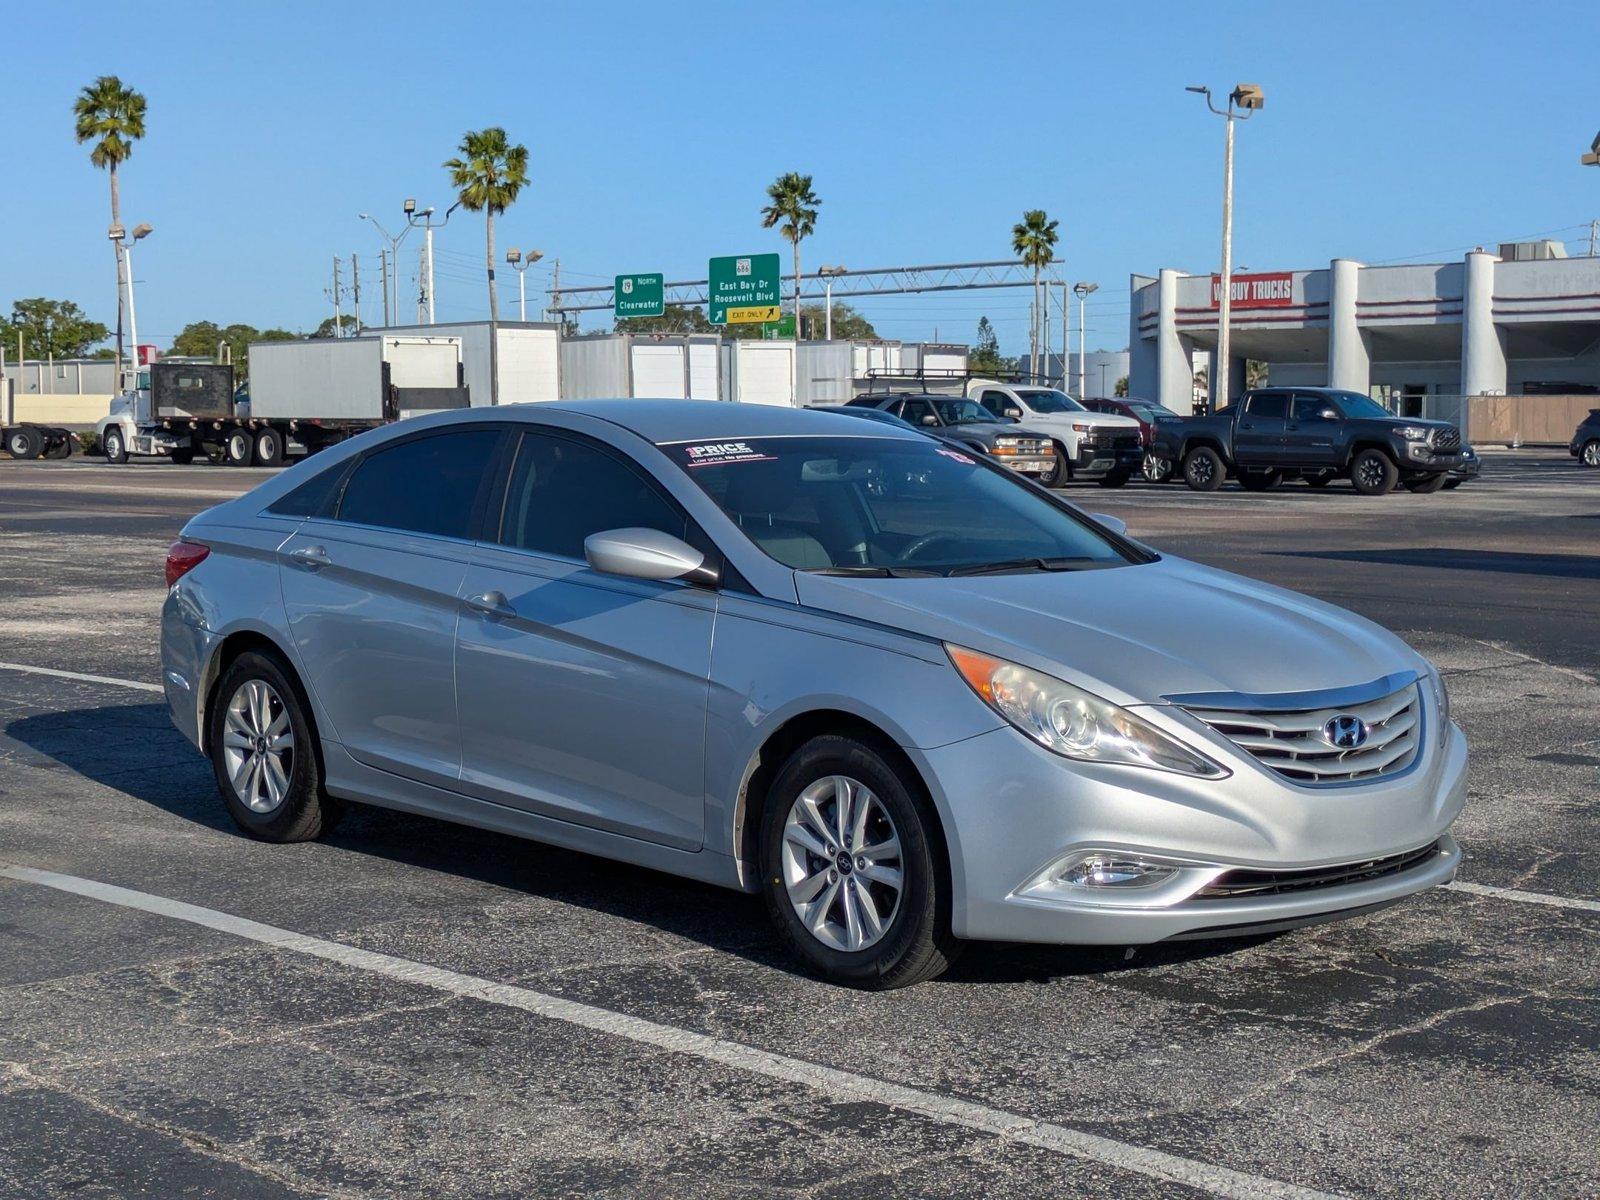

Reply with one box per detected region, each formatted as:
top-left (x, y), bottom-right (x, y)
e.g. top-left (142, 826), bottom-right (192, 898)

top-left (499, 432), bottom-right (685, 560)
top-left (337, 429), bottom-right (500, 539)
top-left (1246, 394), bottom-right (1288, 419)
top-left (267, 460), bottom-right (351, 518)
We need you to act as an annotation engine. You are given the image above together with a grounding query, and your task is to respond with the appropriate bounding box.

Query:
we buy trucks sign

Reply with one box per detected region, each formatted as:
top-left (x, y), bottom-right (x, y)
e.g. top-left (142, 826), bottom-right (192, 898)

top-left (1210, 271), bottom-right (1294, 308)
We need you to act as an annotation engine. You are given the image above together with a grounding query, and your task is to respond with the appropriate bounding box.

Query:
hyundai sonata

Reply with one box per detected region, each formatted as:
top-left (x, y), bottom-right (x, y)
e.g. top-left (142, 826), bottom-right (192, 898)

top-left (161, 401), bottom-right (1465, 988)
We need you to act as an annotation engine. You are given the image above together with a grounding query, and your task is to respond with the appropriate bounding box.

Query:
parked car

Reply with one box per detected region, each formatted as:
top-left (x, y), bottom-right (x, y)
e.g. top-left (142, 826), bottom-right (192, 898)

top-left (966, 380), bottom-right (1143, 487)
top-left (162, 401), bottom-right (1466, 988)
top-left (1572, 409), bottom-right (1600, 467)
top-left (1149, 387), bottom-right (1470, 495)
top-left (844, 393), bottom-right (1054, 478)
top-left (1084, 397), bottom-right (1186, 482)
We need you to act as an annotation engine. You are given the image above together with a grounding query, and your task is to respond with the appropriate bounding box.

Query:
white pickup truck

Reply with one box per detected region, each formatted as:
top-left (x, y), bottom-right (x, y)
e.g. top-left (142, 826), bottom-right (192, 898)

top-left (966, 379), bottom-right (1143, 487)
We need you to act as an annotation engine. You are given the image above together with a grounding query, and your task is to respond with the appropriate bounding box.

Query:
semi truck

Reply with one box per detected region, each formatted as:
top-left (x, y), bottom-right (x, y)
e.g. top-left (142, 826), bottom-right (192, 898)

top-left (96, 335), bottom-right (469, 467)
top-left (1, 372), bottom-right (79, 459)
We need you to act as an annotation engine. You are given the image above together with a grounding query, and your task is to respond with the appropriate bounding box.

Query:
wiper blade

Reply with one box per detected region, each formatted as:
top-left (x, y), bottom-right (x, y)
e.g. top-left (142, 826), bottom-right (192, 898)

top-left (807, 565), bottom-right (941, 578)
top-left (945, 557), bottom-right (1091, 577)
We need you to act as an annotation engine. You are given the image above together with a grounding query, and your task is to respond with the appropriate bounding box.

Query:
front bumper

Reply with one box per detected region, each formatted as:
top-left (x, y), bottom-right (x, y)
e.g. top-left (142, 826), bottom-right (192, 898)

top-left (1072, 442), bottom-right (1144, 473)
top-left (916, 713), bottom-right (1468, 944)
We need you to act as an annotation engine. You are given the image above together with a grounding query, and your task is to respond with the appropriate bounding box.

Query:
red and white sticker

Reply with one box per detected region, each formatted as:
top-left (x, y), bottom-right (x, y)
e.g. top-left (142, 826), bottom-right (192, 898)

top-left (935, 447), bottom-right (975, 465)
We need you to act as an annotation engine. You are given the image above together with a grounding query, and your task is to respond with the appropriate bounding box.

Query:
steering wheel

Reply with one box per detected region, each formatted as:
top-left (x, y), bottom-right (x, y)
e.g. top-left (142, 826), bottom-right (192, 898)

top-left (897, 533), bottom-right (967, 563)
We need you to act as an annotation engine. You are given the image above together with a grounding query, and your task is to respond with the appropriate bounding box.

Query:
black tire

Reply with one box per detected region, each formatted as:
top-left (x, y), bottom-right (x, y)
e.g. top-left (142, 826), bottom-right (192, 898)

top-left (169, 447), bottom-right (196, 465)
top-left (1038, 443), bottom-right (1069, 488)
top-left (1183, 446), bottom-right (1225, 491)
top-left (1350, 448), bottom-right (1398, 496)
top-left (1442, 478), bottom-right (1463, 489)
top-left (1237, 469), bottom-right (1282, 492)
top-left (43, 441), bottom-right (72, 460)
top-left (1142, 454), bottom-right (1173, 484)
top-left (102, 426), bottom-right (130, 464)
top-left (254, 427), bottom-right (286, 468)
top-left (1403, 473), bottom-right (1448, 494)
top-left (1097, 466), bottom-right (1133, 489)
top-left (1304, 472), bottom-right (1335, 488)
top-left (207, 650), bottom-right (341, 842)
top-left (1581, 439), bottom-right (1600, 468)
top-left (6, 428), bottom-right (43, 460)
top-left (223, 428), bottom-right (254, 467)
top-left (760, 735), bottom-right (960, 989)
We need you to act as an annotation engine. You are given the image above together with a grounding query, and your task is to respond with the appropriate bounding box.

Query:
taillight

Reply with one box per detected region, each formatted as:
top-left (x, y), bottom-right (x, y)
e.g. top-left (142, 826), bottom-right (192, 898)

top-left (166, 540), bottom-right (210, 587)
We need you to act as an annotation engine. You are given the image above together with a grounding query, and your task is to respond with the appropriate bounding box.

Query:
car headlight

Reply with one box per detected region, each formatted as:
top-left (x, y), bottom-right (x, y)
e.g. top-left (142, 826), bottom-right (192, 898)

top-left (1425, 663), bottom-right (1451, 740)
top-left (947, 645), bottom-right (1228, 777)
top-left (1395, 425), bottom-right (1428, 440)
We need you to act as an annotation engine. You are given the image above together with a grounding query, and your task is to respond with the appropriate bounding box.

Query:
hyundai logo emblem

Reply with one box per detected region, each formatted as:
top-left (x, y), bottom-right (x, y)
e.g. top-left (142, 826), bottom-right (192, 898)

top-left (1323, 714), bottom-right (1369, 749)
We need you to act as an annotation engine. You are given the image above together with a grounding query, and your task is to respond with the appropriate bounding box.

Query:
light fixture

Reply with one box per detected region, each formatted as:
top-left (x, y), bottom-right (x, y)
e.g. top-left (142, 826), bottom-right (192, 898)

top-left (403, 198), bottom-right (417, 214)
top-left (506, 248), bottom-right (522, 265)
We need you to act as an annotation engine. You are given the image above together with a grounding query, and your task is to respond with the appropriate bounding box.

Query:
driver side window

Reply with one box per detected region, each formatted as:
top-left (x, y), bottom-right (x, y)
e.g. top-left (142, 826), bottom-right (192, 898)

top-left (1292, 394), bottom-right (1337, 421)
top-left (902, 399), bottom-right (935, 425)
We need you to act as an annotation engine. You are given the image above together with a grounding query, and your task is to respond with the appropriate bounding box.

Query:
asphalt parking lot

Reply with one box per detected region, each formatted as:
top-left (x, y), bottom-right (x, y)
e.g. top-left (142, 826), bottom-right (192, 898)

top-left (1, 450), bottom-right (1597, 1199)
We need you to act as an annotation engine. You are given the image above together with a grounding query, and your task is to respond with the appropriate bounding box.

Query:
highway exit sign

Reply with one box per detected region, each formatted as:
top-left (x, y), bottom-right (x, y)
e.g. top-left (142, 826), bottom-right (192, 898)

top-left (708, 253), bottom-right (782, 325)
top-left (614, 273), bottom-right (665, 319)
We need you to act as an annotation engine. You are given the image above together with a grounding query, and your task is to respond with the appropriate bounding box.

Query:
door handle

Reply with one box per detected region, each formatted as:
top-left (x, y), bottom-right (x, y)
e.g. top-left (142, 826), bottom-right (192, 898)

top-left (287, 545), bottom-right (331, 569)
top-left (463, 590), bottom-right (514, 619)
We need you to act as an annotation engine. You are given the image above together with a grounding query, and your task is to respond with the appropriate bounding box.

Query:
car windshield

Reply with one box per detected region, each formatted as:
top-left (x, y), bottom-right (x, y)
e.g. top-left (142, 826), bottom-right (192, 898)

top-left (1128, 402), bottom-right (1177, 422)
top-left (930, 398), bottom-right (996, 426)
top-left (1016, 388), bottom-right (1086, 414)
top-left (1331, 392), bottom-right (1395, 420)
top-left (661, 436), bottom-right (1138, 575)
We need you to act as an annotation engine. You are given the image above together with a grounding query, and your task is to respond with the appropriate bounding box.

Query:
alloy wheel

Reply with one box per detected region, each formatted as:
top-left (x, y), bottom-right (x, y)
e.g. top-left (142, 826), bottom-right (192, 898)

top-left (781, 775), bottom-right (904, 952)
top-left (1584, 440), bottom-right (1600, 467)
top-left (1357, 457), bottom-right (1385, 489)
top-left (222, 679), bottom-right (295, 813)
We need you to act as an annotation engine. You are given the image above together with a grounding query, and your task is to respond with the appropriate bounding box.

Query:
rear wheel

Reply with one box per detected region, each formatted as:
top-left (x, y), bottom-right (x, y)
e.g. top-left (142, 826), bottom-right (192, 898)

top-left (1182, 446), bottom-right (1225, 491)
top-left (224, 428), bottom-right (254, 467)
top-left (102, 427), bottom-right (129, 464)
top-left (761, 735), bottom-right (959, 989)
top-left (1037, 444), bottom-right (1069, 488)
top-left (1237, 469), bottom-right (1282, 492)
top-left (1097, 465), bottom-right (1132, 488)
top-left (207, 650), bottom-right (341, 842)
top-left (254, 427), bottom-right (286, 468)
top-left (6, 428), bottom-right (42, 460)
top-left (1351, 448), bottom-right (1399, 496)
top-left (1403, 473), bottom-right (1448, 494)
top-left (1582, 439), bottom-right (1600, 468)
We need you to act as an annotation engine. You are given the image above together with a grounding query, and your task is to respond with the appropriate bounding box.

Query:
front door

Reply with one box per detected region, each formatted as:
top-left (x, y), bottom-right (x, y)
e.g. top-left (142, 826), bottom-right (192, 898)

top-left (1234, 392), bottom-right (1287, 466)
top-left (453, 428), bottom-right (714, 851)
top-left (279, 426), bottom-right (504, 788)
top-left (1285, 393), bottom-right (1343, 468)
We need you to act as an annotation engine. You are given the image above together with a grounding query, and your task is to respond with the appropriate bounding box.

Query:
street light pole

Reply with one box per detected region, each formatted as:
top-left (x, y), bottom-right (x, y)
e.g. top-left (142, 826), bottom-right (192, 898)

top-left (109, 222), bottom-right (152, 391)
top-left (818, 265), bottom-right (847, 339)
top-left (506, 248), bottom-right (544, 322)
top-left (1188, 82), bottom-right (1264, 413)
top-left (1073, 281), bottom-right (1098, 397)
top-left (405, 199), bottom-right (461, 325)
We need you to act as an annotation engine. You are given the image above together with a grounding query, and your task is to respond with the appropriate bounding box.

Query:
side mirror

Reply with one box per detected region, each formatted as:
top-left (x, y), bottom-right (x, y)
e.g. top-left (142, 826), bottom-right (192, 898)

top-left (1004, 407), bottom-right (1023, 418)
top-left (584, 528), bottom-right (710, 584)
top-left (920, 414), bottom-right (940, 427)
top-left (1318, 407), bottom-right (1338, 421)
top-left (1091, 513), bottom-right (1128, 537)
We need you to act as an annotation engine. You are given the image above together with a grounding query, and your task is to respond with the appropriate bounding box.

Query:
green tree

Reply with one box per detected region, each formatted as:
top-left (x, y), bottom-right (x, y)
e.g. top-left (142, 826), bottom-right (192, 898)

top-left (169, 321), bottom-right (296, 381)
top-left (444, 128), bottom-right (530, 323)
top-left (1010, 209), bottom-right (1058, 369)
top-left (760, 172), bottom-right (821, 339)
top-left (969, 315), bottom-right (1009, 375)
top-left (614, 303), bottom-right (714, 335)
top-left (311, 315), bottom-right (361, 339)
top-left (798, 302), bottom-right (876, 341)
top-left (1114, 375), bottom-right (1129, 397)
top-left (73, 75), bottom-right (147, 370)
top-left (0, 298), bottom-right (110, 359)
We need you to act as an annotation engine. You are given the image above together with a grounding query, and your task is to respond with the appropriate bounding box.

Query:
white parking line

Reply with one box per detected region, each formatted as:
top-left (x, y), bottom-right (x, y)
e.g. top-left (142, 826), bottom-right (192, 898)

top-left (0, 661), bottom-right (164, 694)
top-left (1447, 881), bottom-right (1600, 913)
top-left (0, 864), bottom-right (1344, 1200)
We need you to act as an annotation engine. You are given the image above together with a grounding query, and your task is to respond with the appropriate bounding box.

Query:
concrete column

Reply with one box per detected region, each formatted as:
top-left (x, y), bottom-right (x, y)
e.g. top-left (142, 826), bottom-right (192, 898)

top-left (1127, 274), bottom-right (1157, 399)
top-left (1327, 258), bottom-right (1370, 390)
top-left (1209, 350), bottom-right (1247, 405)
top-left (1155, 268), bottom-right (1191, 411)
top-left (1460, 250), bottom-right (1506, 396)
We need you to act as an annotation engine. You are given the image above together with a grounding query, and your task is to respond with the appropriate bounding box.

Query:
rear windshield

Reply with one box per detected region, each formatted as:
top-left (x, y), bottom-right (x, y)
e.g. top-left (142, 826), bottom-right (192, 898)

top-left (659, 435), bottom-right (1138, 575)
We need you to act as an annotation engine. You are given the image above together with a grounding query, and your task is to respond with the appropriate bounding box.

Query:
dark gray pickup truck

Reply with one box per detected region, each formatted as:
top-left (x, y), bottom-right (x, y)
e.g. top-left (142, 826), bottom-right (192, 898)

top-left (1148, 387), bottom-right (1470, 495)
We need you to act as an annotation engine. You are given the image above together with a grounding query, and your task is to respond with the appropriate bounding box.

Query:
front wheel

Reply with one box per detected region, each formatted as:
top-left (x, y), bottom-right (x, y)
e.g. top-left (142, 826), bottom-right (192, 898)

top-left (1351, 448), bottom-right (1399, 495)
top-left (1097, 465), bottom-right (1132, 488)
top-left (1403, 473), bottom-right (1448, 494)
top-left (1582, 439), bottom-right (1600, 468)
top-left (1037, 444), bottom-right (1069, 488)
top-left (1183, 446), bottom-right (1226, 491)
top-left (102, 427), bottom-right (129, 464)
top-left (761, 735), bottom-right (959, 989)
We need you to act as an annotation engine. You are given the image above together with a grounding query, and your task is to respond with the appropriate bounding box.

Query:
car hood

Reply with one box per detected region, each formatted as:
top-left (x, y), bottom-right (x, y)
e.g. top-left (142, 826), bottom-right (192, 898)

top-left (793, 556), bottom-right (1423, 708)
top-left (1027, 411), bottom-right (1141, 430)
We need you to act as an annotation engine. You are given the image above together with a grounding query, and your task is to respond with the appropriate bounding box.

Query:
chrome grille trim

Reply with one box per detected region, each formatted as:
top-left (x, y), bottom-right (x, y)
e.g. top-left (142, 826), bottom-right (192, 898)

top-left (1178, 678), bottom-right (1424, 786)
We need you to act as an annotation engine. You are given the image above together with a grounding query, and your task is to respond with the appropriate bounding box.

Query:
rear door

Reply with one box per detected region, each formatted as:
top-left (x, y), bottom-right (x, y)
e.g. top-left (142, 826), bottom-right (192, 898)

top-left (279, 425), bottom-right (505, 789)
top-left (453, 427), bottom-right (715, 850)
top-left (1286, 393), bottom-right (1343, 467)
top-left (1234, 392), bottom-right (1288, 466)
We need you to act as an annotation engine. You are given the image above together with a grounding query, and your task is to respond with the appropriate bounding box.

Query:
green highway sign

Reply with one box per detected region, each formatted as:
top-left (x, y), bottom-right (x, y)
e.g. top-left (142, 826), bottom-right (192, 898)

top-left (708, 253), bottom-right (782, 325)
top-left (614, 273), bottom-right (665, 319)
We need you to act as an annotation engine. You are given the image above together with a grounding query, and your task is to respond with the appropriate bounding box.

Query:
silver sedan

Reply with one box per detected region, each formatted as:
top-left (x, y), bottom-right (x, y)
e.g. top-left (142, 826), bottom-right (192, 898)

top-left (161, 401), bottom-right (1466, 988)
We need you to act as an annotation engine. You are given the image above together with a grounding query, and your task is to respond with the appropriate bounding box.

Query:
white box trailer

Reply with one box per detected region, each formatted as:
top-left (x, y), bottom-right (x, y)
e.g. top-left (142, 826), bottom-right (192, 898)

top-left (899, 342), bottom-right (969, 385)
top-left (560, 334), bottom-right (721, 400)
top-left (383, 320), bottom-right (561, 406)
top-left (249, 335), bottom-right (465, 420)
top-left (720, 339), bottom-right (796, 407)
top-left (797, 340), bottom-right (905, 405)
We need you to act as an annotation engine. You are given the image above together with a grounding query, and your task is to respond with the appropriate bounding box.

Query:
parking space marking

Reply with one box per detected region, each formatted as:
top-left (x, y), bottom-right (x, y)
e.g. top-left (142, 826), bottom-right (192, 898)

top-left (1447, 881), bottom-right (1600, 913)
top-left (0, 661), bottom-right (164, 694)
top-left (0, 864), bottom-right (1344, 1200)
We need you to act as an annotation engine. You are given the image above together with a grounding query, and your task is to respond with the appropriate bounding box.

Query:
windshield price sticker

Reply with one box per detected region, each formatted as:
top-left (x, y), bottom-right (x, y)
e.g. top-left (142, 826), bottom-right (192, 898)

top-left (936, 447), bottom-right (975, 465)
top-left (681, 441), bottom-right (777, 467)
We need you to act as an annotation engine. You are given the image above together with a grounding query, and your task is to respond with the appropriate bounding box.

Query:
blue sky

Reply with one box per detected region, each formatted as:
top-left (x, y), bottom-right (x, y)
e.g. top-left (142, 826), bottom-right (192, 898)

top-left (8, 0), bottom-right (1600, 358)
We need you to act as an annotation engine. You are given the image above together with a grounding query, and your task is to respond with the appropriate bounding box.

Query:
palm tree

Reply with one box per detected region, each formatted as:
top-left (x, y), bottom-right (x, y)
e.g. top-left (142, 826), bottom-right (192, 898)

top-left (443, 127), bottom-right (530, 322)
top-left (760, 173), bottom-right (821, 339)
top-left (1011, 209), bottom-right (1059, 372)
top-left (73, 75), bottom-right (146, 374)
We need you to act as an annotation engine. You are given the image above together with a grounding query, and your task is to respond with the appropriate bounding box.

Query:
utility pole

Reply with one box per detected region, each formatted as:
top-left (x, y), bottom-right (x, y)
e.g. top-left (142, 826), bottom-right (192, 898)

top-left (418, 247), bottom-right (429, 321)
top-left (1589, 219), bottom-right (1599, 258)
top-left (548, 258), bottom-right (560, 322)
top-left (351, 254), bottom-right (362, 332)
top-left (327, 256), bottom-right (343, 335)
top-left (379, 250), bottom-right (391, 326)
top-left (1188, 82), bottom-right (1265, 413)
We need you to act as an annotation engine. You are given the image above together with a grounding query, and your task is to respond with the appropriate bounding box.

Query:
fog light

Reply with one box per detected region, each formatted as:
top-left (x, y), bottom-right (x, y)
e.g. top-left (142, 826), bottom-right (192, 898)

top-left (1060, 853), bottom-right (1179, 889)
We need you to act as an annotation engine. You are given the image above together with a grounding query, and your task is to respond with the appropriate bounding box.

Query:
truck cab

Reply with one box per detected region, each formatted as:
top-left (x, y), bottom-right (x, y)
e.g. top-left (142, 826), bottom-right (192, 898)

top-left (965, 379), bottom-right (1143, 487)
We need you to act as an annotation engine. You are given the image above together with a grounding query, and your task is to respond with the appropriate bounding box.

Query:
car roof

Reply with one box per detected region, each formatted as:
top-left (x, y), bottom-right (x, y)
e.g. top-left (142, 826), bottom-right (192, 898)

top-left (498, 398), bottom-right (922, 443)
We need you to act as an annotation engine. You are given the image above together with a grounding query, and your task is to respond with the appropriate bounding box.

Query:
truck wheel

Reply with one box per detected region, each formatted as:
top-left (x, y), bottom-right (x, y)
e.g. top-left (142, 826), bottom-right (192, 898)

top-left (224, 429), bottom-right (255, 467)
top-left (44, 441), bottom-right (72, 460)
top-left (254, 427), bottom-right (285, 468)
top-left (1038, 444), bottom-right (1069, 488)
top-left (1182, 446), bottom-right (1225, 491)
top-left (6, 428), bottom-right (43, 460)
top-left (1238, 470), bottom-right (1282, 492)
top-left (102, 427), bottom-right (129, 464)
top-left (1097, 465), bottom-right (1132, 488)
top-left (1403, 473), bottom-right (1448, 494)
top-left (1351, 449), bottom-right (1399, 496)
top-left (169, 448), bottom-right (196, 465)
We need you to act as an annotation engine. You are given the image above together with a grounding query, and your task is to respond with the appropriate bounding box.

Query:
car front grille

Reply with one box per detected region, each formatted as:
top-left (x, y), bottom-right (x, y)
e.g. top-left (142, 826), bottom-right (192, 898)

top-left (1182, 682), bottom-right (1422, 785)
top-left (1088, 432), bottom-right (1142, 451)
top-left (1431, 427), bottom-right (1462, 451)
top-left (996, 436), bottom-right (1051, 455)
top-left (1195, 840), bottom-right (1443, 900)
